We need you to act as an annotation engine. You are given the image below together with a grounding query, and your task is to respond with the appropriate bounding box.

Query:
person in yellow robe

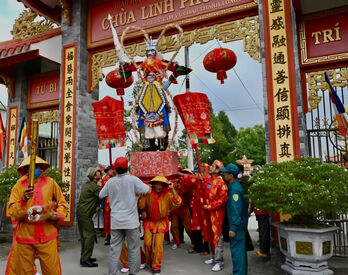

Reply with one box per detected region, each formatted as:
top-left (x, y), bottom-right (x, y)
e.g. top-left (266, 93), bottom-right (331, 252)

top-left (5, 219), bottom-right (39, 275)
top-left (138, 176), bottom-right (181, 274)
top-left (7, 156), bottom-right (68, 275)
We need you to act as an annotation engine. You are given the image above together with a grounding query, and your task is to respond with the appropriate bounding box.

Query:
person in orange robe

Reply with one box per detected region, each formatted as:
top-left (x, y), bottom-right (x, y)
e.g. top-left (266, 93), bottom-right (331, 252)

top-left (179, 165), bottom-right (211, 254)
top-left (170, 174), bottom-right (194, 250)
top-left (100, 166), bottom-right (116, 245)
top-left (119, 243), bottom-right (146, 273)
top-left (202, 160), bottom-right (228, 272)
top-left (7, 156), bottom-right (68, 275)
top-left (138, 176), bottom-right (181, 274)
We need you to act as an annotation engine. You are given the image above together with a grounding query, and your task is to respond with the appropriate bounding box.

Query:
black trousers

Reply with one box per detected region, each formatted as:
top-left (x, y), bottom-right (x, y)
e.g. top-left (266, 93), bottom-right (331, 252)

top-left (193, 230), bottom-right (210, 253)
top-left (257, 214), bottom-right (271, 255)
top-left (246, 230), bottom-right (254, 251)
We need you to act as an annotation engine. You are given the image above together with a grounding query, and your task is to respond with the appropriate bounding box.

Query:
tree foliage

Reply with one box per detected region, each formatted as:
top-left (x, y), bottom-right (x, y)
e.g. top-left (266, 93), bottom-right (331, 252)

top-left (231, 125), bottom-right (266, 165)
top-left (0, 166), bottom-right (68, 203)
top-left (248, 158), bottom-right (348, 226)
top-left (218, 111), bottom-right (237, 144)
top-left (174, 107), bottom-right (266, 168)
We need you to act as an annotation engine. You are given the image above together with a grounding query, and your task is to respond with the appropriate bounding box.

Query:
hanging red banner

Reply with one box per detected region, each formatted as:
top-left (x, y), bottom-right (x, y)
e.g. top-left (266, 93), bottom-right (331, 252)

top-left (173, 91), bottom-right (214, 144)
top-left (92, 96), bottom-right (126, 144)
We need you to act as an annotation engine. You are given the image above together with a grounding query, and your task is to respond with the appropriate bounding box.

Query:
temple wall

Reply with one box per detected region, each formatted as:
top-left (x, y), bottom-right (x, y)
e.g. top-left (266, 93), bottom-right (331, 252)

top-left (59, 0), bottom-right (99, 241)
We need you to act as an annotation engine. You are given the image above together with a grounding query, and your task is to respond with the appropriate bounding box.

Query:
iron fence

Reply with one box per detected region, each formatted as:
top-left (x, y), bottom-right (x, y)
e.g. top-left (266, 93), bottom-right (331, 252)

top-left (321, 214), bottom-right (348, 257)
top-left (306, 68), bottom-right (348, 256)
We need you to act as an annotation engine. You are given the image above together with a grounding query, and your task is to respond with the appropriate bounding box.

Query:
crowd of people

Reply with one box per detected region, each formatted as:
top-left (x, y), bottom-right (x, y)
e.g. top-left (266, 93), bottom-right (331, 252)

top-left (77, 157), bottom-right (271, 275)
top-left (5, 155), bottom-right (271, 275)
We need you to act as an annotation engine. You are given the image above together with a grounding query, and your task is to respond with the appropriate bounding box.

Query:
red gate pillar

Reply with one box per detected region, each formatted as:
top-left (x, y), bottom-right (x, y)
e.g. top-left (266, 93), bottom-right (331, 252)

top-left (262, 0), bottom-right (302, 162)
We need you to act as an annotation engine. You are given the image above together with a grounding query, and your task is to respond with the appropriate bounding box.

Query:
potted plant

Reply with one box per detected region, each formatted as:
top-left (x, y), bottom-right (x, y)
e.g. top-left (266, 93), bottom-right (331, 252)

top-left (248, 158), bottom-right (348, 275)
top-left (0, 165), bottom-right (68, 230)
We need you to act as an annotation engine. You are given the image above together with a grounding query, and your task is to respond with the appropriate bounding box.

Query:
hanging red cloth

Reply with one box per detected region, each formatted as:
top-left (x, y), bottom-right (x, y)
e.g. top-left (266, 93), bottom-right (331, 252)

top-left (173, 91), bottom-right (214, 144)
top-left (92, 96), bottom-right (126, 144)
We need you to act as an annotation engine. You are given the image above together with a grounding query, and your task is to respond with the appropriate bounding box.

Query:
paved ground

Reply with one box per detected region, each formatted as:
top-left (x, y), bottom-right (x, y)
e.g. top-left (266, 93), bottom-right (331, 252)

top-left (0, 216), bottom-right (347, 274)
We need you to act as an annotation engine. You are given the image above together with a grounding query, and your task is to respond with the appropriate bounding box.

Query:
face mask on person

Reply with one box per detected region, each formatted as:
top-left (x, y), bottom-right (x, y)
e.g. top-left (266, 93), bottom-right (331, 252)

top-left (34, 168), bottom-right (42, 179)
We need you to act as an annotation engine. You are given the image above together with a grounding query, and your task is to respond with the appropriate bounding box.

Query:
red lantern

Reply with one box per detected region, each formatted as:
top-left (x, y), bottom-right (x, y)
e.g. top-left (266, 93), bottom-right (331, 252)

top-left (105, 69), bottom-right (133, 96)
top-left (203, 48), bottom-right (237, 84)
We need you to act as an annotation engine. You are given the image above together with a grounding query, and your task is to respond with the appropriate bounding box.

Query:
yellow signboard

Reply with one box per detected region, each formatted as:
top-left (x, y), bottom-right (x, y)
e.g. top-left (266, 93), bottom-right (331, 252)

top-left (60, 43), bottom-right (77, 226)
top-left (6, 106), bottom-right (18, 166)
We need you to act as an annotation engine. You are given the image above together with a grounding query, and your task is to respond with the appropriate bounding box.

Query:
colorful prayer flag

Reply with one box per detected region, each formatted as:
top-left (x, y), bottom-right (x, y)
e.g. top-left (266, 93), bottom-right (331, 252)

top-left (324, 72), bottom-right (348, 137)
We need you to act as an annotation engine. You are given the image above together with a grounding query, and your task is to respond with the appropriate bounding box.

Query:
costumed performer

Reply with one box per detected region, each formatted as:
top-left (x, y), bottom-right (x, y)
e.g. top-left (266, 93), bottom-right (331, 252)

top-left (119, 242), bottom-right (146, 273)
top-left (5, 219), bottom-right (39, 275)
top-left (202, 160), bottom-right (228, 272)
top-left (170, 168), bottom-right (194, 250)
top-left (178, 164), bottom-right (210, 255)
top-left (100, 165), bottom-right (116, 245)
top-left (7, 156), bottom-right (68, 275)
top-left (138, 176), bottom-right (182, 273)
top-left (121, 37), bottom-right (191, 151)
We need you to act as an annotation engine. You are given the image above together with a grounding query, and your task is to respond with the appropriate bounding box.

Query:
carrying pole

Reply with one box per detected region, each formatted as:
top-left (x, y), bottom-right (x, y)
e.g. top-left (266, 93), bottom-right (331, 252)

top-left (28, 119), bottom-right (38, 189)
top-left (108, 146), bottom-right (112, 166)
top-left (194, 144), bottom-right (201, 173)
top-left (185, 46), bottom-right (194, 170)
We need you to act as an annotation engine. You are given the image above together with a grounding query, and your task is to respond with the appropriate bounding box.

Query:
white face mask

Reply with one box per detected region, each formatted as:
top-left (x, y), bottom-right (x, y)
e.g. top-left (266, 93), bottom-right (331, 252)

top-left (237, 173), bottom-right (242, 179)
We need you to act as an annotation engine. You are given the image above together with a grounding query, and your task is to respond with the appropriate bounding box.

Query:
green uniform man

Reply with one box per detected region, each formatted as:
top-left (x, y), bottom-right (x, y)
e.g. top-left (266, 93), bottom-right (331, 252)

top-left (77, 167), bottom-right (102, 267)
top-left (221, 163), bottom-right (249, 275)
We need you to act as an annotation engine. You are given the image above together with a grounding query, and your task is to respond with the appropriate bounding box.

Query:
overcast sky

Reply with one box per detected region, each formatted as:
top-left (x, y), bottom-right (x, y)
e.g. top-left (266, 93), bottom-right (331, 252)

top-left (100, 39), bottom-right (265, 129)
top-left (0, 1), bottom-right (265, 164)
top-left (0, 1), bottom-right (26, 125)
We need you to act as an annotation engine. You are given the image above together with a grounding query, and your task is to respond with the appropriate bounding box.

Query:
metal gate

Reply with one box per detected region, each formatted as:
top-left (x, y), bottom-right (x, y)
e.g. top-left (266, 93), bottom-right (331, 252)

top-left (306, 68), bottom-right (348, 166)
top-left (305, 67), bottom-right (348, 256)
top-left (322, 214), bottom-right (348, 257)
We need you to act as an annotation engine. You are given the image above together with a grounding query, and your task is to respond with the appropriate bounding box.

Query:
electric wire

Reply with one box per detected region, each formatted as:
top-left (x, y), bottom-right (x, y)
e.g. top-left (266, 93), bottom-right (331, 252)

top-left (191, 41), bottom-right (218, 64)
top-left (232, 68), bottom-right (264, 114)
top-left (191, 70), bottom-right (234, 112)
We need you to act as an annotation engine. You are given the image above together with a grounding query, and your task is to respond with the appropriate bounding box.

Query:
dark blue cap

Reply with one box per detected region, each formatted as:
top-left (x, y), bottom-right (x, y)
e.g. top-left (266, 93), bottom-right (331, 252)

top-left (220, 163), bottom-right (239, 177)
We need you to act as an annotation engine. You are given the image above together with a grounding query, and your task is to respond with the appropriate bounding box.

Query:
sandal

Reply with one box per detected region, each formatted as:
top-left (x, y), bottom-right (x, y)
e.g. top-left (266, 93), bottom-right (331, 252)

top-left (254, 251), bottom-right (270, 258)
top-left (188, 248), bottom-right (196, 254)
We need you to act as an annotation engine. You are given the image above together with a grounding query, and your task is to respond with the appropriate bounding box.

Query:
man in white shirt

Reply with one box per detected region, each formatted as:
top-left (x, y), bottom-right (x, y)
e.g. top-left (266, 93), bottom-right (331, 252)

top-left (99, 157), bottom-right (150, 275)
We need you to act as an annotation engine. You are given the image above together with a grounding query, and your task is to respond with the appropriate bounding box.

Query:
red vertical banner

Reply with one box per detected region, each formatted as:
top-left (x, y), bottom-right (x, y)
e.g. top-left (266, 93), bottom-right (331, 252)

top-left (173, 91), bottom-right (215, 146)
top-left (262, 0), bottom-right (300, 162)
top-left (0, 113), bottom-right (6, 160)
top-left (59, 43), bottom-right (77, 226)
top-left (6, 106), bottom-right (18, 166)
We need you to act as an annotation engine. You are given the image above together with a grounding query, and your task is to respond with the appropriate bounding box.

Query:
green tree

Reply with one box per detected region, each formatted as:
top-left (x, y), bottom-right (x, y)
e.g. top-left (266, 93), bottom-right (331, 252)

top-left (231, 125), bottom-right (266, 165)
top-left (174, 129), bottom-right (189, 168)
top-left (0, 166), bottom-right (68, 204)
top-left (218, 111), bottom-right (237, 144)
top-left (196, 107), bottom-right (235, 164)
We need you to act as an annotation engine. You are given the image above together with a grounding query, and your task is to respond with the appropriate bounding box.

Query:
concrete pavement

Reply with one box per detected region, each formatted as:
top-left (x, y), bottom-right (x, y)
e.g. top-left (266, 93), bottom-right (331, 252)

top-left (1, 216), bottom-right (347, 274)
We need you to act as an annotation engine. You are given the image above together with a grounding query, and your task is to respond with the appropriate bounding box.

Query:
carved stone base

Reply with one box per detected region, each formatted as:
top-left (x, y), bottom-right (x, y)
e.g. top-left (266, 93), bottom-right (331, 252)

top-left (282, 263), bottom-right (333, 275)
top-left (274, 223), bottom-right (338, 275)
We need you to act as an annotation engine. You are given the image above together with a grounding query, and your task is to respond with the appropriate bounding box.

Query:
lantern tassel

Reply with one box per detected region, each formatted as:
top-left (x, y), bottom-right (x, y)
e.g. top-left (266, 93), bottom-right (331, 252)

top-left (217, 70), bottom-right (227, 84)
top-left (116, 88), bottom-right (125, 96)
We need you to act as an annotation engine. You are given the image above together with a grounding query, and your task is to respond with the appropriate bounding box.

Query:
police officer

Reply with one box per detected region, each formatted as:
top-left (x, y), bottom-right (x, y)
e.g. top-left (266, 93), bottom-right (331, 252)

top-left (77, 167), bottom-right (102, 267)
top-left (220, 163), bottom-right (249, 275)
